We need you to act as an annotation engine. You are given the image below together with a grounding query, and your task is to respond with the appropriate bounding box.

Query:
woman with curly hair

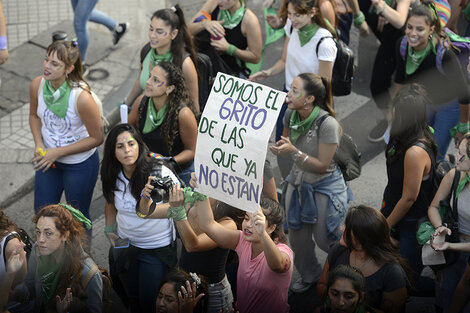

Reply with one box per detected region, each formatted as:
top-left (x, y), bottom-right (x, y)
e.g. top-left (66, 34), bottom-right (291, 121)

top-left (128, 61), bottom-right (197, 186)
top-left (11, 204), bottom-right (102, 313)
top-left (125, 5), bottom-right (200, 113)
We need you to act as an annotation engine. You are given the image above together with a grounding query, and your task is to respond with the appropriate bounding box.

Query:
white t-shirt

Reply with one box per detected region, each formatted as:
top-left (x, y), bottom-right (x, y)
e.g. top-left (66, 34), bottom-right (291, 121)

top-left (37, 79), bottom-right (95, 164)
top-left (114, 167), bottom-right (179, 249)
top-left (284, 19), bottom-right (337, 91)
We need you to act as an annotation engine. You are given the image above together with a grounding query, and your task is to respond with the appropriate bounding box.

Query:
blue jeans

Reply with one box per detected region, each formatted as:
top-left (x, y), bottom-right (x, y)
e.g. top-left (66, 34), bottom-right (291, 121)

top-left (179, 162), bottom-right (194, 187)
top-left (428, 99), bottom-right (460, 160)
top-left (119, 248), bottom-right (169, 313)
top-left (34, 150), bottom-right (99, 222)
top-left (207, 275), bottom-right (234, 313)
top-left (70, 0), bottom-right (117, 61)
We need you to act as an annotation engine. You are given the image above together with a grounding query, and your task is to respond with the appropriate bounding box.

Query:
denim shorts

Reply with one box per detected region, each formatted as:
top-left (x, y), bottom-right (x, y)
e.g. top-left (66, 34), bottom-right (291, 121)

top-left (206, 275), bottom-right (233, 313)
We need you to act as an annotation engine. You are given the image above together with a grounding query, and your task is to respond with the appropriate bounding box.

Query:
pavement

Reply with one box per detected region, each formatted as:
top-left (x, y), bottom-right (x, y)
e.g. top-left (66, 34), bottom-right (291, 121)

top-left (0, 0), bottom-right (452, 311)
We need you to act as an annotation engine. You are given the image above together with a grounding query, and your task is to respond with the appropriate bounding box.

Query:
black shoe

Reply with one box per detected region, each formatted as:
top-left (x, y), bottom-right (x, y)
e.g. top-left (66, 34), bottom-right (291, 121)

top-left (82, 63), bottom-right (90, 77)
top-left (113, 22), bottom-right (129, 45)
top-left (368, 119), bottom-right (388, 143)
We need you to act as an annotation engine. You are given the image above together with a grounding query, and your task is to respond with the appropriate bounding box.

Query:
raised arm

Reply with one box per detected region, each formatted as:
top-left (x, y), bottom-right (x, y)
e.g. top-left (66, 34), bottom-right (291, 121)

top-left (188, 0), bottom-right (221, 36)
top-left (371, 0), bottom-right (411, 29)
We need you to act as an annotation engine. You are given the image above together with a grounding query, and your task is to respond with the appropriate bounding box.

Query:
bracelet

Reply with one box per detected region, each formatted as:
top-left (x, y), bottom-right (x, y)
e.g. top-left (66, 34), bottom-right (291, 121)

top-left (377, 1), bottom-right (386, 15)
top-left (104, 222), bottom-right (117, 235)
top-left (226, 44), bottom-right (237, 56)
top-left (140, 189), bottom-right (151, 200)
top-left (301, 154), bottom-right (309, 165)
top-left (292, 149), bottom-right (303, 162)
top-left (449, 121), bottom-right (469, 137)
top-left (0, 36), bottom-right (7, 50)
top-left (353, 12), bottom-right (365, 28)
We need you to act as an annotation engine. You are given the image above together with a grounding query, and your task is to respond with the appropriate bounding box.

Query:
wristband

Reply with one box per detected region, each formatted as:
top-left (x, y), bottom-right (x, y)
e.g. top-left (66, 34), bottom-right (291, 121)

top-left (292, 149), bottom-right (303, 162)
top-left (449, 121), bottom-right (469, 137)
top-left (377, 1), bottom-right (386, 15)
top-left (353, 12), bottom-right (365, 28)
top-left (140, 189), bottom-right (151, 199)
top-left (104, 222), bottom-right (117, 235)
top-left (226, 44), bottom-right (237, 56)
top-left (167, 205), bottom-right (187, 221)
top-left (0, 36), bottom-right (7, 50)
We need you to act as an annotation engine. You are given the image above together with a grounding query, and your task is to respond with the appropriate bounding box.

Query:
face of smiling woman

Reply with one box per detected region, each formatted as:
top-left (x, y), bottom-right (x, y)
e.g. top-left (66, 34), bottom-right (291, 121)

top-left (405, 15), bottom-right (434, 51)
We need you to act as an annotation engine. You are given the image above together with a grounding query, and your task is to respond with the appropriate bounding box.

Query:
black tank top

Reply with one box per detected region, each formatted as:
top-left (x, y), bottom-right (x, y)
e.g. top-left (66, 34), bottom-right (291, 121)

top-left (382, 142), bottom-right (434, 221)
top-left (179, 246), bottom-right (230, 283)
top-left (137, 96), bottom-right (189, 169)
top-left (212, 7), bottom-right (249, 76)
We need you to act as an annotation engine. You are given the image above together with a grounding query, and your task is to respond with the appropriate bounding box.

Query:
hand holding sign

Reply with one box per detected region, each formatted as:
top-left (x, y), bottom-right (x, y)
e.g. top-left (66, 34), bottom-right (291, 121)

top-left (252, 207), bottom-right (267, 236)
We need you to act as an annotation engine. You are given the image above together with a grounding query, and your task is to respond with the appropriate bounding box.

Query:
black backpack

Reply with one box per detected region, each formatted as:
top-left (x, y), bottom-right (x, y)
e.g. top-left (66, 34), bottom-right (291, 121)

top-left (139, 42), bottom-right (213, 112)
top-left (315, 36), bottom-right (355, 97)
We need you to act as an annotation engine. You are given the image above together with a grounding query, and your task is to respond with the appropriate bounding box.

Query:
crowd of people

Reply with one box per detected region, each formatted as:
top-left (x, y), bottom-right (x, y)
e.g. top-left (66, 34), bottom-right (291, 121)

top-left (1, 0), bottom-right (470, 312)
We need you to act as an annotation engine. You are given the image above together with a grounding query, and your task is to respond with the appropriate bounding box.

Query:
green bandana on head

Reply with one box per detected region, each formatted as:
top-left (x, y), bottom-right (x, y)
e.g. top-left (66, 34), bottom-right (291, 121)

top-left (298, 22), bottom-right (320, 47)
top-left (143, 97), bottom-right (167, 134)
top-left (219, 1), bottom-right (245, 29)
top-left (43, 80), bottom-right (72, 119)
top-left (38, 254), bottom-right (63, 304)
top-left (289, 106), bottom-right (320, 143)
top-left (58, 203), bottom-right (92, 230)
top-left (406, 39), bottom-right (434, 75)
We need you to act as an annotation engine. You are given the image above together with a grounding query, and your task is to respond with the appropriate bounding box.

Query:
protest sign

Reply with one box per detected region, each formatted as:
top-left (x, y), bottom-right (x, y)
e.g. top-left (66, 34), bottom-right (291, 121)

top-left (194, 73), bottom-right (286, 212)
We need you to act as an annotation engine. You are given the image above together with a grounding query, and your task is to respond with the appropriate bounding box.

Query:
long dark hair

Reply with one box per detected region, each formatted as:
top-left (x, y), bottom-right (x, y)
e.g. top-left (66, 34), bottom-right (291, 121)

top-left (280, 0), bottom-right (338, 35)
top-left (46, 40), bottom-right (89, 91)
top-left (156, 61), bottom-right (196, 154)
top-left (151, 4), bottom-right (198, 73)
top-left (327, 265), bottom-right (365, 305)
top-left (260, 195), bottom-right (287, 244)
top-left (33, 204), bottom-right (90, 306)
top-left (343, 205), bottom-right (411, 279)
top-left (387, 84), bottom-right (437, 161)
top-left (298, 73), bottom-right (336, 117)
top-left (101, 124), bottom-right (167, 203)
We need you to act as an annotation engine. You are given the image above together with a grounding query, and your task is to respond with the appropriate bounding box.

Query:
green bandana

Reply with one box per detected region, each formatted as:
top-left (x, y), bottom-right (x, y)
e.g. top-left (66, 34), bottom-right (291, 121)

top-left (141, 49), bottom-right (173, 88)
top-left (143, 97), bottom-right (167, 134)
top-left (406, 40), bottom-right (434, 75)
top-left (219, 1), bottom-right (245, 29)
top-left (289, 106), bottom-right (320, 143)
top-left (38, 254), bottom-right (63, 303)
top-left (298, 23), bottom-right (320, 47)
top-left (58, 203), bottom-right (92, 230)
top-left (42, 80), bottom-right (72, 119)
top-left (456, 172), bottom-right (470, 199)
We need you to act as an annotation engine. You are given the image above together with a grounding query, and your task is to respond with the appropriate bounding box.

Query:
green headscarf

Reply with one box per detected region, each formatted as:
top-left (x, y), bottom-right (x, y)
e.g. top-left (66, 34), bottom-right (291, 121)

top-left (38, 254), bottom-right (63, 303)
top-left (289, 106), bottom-right (320, 143)
top-left (406, 40), bottom-right (435, 75)
top-left (219, 1), bottom-right (245, 29)
top-left (142, 97), bottom-right (167, 134)
top-left (298, 23), bottom-right (320, 47)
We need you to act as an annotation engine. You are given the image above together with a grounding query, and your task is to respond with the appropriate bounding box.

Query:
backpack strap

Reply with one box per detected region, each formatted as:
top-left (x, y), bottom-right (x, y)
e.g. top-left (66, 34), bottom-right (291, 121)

top-left (399, 36), bottom-right (408, 61)
top-left (81, 262), bottom-right (99, 290)
top-left (435, 43), bottom-right (446, 76)
top-left (316, 114), bottom-right (331, 139)
top-left (140, 42), bottom-right (152, 66)
top-left (315, 36), bottom-right (335, 57)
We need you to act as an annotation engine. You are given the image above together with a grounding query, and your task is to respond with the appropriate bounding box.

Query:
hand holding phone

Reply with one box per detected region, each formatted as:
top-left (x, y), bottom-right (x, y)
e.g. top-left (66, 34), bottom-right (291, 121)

top-left (114, 237), bottom-right (130, 249)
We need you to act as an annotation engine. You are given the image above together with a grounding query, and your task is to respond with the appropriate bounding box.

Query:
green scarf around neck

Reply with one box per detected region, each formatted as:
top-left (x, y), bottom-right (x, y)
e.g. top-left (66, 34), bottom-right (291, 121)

top-left (143, 97), bottom-right (167, 134)
top-left (219, 1), bottom-right (245, 29)
top-left (289, 106), bottom-right (320, 143)
top-left (141, 49), bottom-right (173, 86)
top-left (298, 22), bottom-right (320, 47)
top-left (43, 80), bottom-right (72, 119)
top-left (38, 254), bottom-right (63, 304)
top-left (406, 39), bottom-right (434, 75)
top-left (456, 172), bottom-right (470, 199)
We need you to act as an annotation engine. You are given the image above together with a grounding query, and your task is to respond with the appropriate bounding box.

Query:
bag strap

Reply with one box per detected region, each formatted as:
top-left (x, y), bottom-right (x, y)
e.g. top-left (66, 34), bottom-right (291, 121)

top-left (81, 262), bottom-right (99, 290)
top-left (315, 36), bottom-right (335, 57)
top-left (316, 114), bottom-right (331, 139)
top-left (449, 169), bottom-right (461, 221)
top-left (140, 42), bottom-right (152, 65)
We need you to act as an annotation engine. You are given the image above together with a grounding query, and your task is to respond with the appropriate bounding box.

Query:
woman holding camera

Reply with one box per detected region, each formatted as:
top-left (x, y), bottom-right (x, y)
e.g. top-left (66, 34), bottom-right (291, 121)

top-left (128, 61), bottom-right (197, 186)
top-left (101, 124), bottom-right (182, 313)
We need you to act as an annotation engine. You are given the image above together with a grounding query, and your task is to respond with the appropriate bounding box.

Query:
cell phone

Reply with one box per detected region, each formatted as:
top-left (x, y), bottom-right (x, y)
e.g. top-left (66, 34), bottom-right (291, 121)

top-left (114, 237), bottom-right (130, 249)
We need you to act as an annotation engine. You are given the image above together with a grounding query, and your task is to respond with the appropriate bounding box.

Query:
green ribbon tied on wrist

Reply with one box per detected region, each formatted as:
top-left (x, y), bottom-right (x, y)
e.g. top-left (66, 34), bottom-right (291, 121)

top-left (353, 12), bottom-right (365, 28)
top-left (449, 122), bottom-right (469, 138)
top-left (167, 205), bottom-right (187, 221)
top-left (167, 187), bottom-right (208, 221)
top-left (104, 222), bottom-right (117, 235)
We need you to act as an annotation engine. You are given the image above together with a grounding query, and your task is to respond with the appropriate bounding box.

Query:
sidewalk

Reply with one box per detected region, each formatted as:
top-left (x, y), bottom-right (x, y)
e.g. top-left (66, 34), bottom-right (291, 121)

top-left (0, 0), bottom-right (174, 208)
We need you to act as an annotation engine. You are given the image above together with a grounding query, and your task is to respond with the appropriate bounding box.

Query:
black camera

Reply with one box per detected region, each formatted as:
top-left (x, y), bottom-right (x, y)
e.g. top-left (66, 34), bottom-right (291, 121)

top-left (150, 176), bottom-right (174, 203)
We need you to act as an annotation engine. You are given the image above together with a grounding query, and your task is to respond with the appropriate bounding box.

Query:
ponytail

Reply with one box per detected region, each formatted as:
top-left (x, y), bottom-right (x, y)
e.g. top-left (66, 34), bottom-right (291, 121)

top-left (151, 4), bottom-right (199, 72)
top-left (46, 40), bottom-right (89, 91)
top-left (299, 73), bottom-right (336, 117)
